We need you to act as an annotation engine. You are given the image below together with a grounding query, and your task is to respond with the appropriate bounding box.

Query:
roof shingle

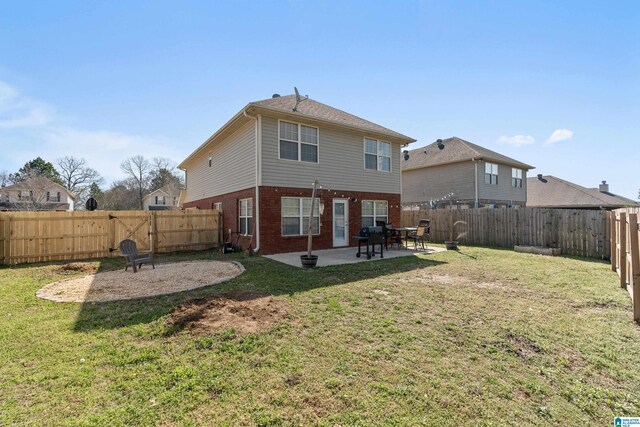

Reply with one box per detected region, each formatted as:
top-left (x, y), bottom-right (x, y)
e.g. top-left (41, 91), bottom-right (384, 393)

top-left (527, 175), bottom-right (639, 208)
top-left (251, 95), bottom-right (415, 142)
top-left (401, 137), bottom-right (534, 171)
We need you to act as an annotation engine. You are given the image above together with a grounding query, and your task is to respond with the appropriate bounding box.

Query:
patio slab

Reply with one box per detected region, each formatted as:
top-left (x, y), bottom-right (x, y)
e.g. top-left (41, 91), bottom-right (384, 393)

top-left (264, 246), bottom-right (445, 268)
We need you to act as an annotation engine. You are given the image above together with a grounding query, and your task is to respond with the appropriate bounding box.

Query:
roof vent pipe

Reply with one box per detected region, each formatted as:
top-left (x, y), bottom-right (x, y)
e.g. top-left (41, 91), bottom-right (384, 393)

top-left (537, 174), bottom-right (543, 180)
top-left (599, 180), bottom-right (609, 193)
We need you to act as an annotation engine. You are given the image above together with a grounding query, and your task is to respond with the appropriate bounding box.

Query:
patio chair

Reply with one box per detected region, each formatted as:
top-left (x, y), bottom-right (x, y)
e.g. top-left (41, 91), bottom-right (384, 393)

top-left (119, 239), bottom-right (155, 273)
top-left (407, 226), bottom-right (428, 251)
top-left (383, 223), bottom-right (402, 249)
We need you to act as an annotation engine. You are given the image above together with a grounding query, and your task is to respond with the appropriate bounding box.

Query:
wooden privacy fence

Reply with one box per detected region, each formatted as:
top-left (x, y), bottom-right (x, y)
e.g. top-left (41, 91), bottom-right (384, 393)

top-left (401, 208), bottom-right (610, 259)
top-left (0, 209), bottom-right (220, 265)
top-left (611, 210), bottom-right (640, 322)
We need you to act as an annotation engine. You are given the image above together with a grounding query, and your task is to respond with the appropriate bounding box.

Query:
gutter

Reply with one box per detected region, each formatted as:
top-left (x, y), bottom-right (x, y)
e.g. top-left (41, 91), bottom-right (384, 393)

top-left (472, 158), bottom-right (479, 208)
top-left (243, 110), bottom-right (261, 252)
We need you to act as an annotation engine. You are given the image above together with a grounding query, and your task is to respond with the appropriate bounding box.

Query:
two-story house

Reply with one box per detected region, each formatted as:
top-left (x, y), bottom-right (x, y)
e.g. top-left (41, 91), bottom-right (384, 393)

top-left (179, 94), bottom-right (416, 254)
top-left (0, 177), bottom-right (75, 211)
top-left (401, 137), bottom-right (534, 209)
top-left (143, 187), bottom-right (181, 211)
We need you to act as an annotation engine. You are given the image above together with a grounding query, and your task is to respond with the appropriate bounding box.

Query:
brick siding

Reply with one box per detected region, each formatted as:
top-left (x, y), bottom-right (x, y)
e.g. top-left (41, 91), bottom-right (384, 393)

top-left (184, 186), bottom-right (401, 255)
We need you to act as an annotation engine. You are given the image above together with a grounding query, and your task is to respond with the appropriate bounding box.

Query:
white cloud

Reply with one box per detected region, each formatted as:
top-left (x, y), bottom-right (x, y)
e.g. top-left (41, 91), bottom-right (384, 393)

top-left (545, 128), bottom-right (574, 144)
top-left (497, 134), bottom-right (535, 147)
top-left (0, 80), bottom-right (53, 128)
top-left (40, 128), bottom-right (186, 183)
top-left (0, 79), bottom-right (187, 184)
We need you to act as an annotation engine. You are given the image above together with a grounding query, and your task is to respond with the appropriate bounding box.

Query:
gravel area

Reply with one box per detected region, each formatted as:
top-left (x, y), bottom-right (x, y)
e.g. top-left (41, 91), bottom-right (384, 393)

top-left (36, 261), bottom-right (245, 303)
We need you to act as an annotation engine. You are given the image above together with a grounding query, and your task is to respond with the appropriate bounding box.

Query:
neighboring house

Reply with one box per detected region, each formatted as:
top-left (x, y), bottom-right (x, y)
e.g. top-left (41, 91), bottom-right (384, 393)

top-left (0, 177), bottom-right (74, 211)
top-left (527, 175), bottom-right (639, 209)
top-left (179, 93), bottom-right (416, 254)
top-left (401, 137), bottom-right (534, 209)
top-left (143, 188), bottom-right (181, 211)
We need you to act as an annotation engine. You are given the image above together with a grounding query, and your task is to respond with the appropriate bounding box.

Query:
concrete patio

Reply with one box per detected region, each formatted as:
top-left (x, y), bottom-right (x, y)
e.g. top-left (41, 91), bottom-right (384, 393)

top-left (264, 245), bottom-right (445, 268)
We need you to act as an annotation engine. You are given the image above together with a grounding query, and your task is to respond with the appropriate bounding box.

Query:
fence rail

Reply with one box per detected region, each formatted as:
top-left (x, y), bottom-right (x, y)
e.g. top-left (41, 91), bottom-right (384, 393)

top-left (611, 209), bottom-right (640, 322)
top-left (401, 208), bottom-right (610, 259)
top-left (0, 209), bottom-right (220, 265)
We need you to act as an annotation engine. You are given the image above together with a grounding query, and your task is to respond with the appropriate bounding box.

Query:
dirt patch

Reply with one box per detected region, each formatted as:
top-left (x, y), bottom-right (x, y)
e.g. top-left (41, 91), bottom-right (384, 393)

top-left (506, 333), bottom-right (543, 359)
top-left (54, 262), bottom-right (97, 274)
top-left (166, 291), bottom-right (288, 335)
top-left (37, 261), bottom-right (244, 303)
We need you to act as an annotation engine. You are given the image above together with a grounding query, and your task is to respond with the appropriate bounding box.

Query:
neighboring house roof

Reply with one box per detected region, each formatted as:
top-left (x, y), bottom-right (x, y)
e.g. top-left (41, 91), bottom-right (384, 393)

top-left (527, 175), bottom-right (639, 209)
top-left (0, 177), bottom-right (75, 199)
top-left (179, 94), bottom-right (416, 168)
top-left (401, 137), bottom-right (534, 171)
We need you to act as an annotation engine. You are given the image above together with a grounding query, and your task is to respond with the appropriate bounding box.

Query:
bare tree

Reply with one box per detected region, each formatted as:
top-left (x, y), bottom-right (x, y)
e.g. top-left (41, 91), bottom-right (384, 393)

top-left (56, 156), bottom-right (103, 205)
top-left (0, 170), bottom-right (8, 187)
top-left (101, 179), bottom-right (139, 211)
top-left (120, 155), bottom-right (151, 209)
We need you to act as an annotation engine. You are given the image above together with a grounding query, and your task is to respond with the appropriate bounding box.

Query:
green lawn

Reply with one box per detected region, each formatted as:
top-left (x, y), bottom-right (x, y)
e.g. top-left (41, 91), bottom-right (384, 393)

top-left (1, 247), bottom-right (639, 426)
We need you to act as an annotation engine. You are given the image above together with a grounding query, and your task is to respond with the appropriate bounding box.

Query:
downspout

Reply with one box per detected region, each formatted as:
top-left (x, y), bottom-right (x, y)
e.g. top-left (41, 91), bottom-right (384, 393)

top-left (244, 110), bottom-right (261, 252)
top-left (472, 158), bottom-right (479, 208)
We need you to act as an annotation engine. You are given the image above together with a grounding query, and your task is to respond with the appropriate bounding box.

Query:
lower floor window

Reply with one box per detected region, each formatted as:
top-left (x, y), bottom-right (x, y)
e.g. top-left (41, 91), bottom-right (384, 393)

top-left (282, 197), bottom-right (320, 236)
top-left (239, 198), bottom-right (253, 235)
top-left (362, 200), bottom-right (388, 227)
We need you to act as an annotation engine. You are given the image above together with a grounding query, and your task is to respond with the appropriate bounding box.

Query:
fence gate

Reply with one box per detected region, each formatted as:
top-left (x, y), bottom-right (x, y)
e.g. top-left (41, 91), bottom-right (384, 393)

top-left (109, 212), bottom-right (152, 255)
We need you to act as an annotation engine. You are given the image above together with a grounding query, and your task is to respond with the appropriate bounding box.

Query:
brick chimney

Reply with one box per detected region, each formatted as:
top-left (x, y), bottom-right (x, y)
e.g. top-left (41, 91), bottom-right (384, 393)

top-left (599, 180), bottom-right (609, 193)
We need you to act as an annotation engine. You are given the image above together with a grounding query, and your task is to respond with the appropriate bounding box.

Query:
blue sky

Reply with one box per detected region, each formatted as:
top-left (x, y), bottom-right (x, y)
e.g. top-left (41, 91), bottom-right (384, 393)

top-left (1, 1), bottom-right (638, 198)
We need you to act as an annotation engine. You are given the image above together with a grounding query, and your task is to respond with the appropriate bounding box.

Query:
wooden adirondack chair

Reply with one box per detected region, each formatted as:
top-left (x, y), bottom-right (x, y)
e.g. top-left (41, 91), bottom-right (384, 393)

top-left (119, 239), bottom-right (155, 273)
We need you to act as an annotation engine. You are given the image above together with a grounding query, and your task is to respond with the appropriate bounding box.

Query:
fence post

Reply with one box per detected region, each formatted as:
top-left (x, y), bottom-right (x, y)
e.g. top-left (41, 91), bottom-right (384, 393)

top-left (611, 211), bottom-right (617, 272)
top-left (3, 215), bottom-right (10, 265)
top-left (620, 212), bottom-right (627, 288)
top-left (108, 212), bottom-right (116, 257)
top-left (150, 212), bottom-right (158, 254)
top-left (628, 214), bottom-right (640, 322)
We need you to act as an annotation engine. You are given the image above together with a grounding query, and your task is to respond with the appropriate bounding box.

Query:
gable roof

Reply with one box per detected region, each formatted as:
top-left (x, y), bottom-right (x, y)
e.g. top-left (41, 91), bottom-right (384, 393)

top-left (251, 95), bottom-right (416, 142)
top-left (179, 94), bottom-right (416, 168)
top-left (527, 175), bottom-right (639, 208)
top-left (0, 177), bottom-right (75, 199)
top-left (401, 136), bottom-right (534, 171)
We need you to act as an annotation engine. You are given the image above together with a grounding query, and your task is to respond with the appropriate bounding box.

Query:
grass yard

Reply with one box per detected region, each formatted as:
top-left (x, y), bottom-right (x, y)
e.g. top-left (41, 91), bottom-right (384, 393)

top-left (1, 246), bottom-right (639, 426)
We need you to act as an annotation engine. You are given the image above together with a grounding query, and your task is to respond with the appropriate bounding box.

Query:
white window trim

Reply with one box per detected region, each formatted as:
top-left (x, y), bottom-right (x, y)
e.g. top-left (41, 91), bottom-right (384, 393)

top-left (511, 168), bottom-right (523, 188)
top-left (361, 200), bottom-right (389, 226)
top-left (281, 197), bottom-right (321, 237)
top-left (363, 138), bottom-right (392, 173)
top-left (277, 119), bottom-right (320, 163)
top-left (213, 202), bottom-right (222, 211)
top-left (485, 162), bottom-right (499, 186)
top-left (239, 198), bottom-right (253, 236)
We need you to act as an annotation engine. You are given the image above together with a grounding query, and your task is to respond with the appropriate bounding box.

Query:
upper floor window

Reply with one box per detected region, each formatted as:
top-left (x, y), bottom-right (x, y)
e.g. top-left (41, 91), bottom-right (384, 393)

top-left (56, 192), bottom-right (61, 202)
top-left (155, 195), bottom-right (166, 205)
top-left (46, 191), bottom-right (51, 201)
top-left (281, 197), bottom-right (320, 236)
top-left (485, 162), bottom-right (498, 185)
top-left (364, 138), bottom-right (391, 172)
top-left (279, 120), bottom-right (318, 163)
top-left (239, 198), bottom-right (253, 236)
top-left (511, 168), bottom-right (523, 188)
top-left (362, 200), bottom-right (388, 227)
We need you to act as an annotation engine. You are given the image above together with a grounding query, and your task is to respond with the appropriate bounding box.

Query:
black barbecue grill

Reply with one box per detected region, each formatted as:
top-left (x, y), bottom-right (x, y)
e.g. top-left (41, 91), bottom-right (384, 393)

top-left (352, 226), bottom-right (384, 259)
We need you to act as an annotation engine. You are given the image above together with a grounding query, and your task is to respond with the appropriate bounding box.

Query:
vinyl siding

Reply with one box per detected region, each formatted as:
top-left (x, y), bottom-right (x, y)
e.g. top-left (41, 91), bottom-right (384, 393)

top-left (260, 115), bottom-right (401, 194)
top-left (401, 161), bottom-right (476, 203)
top-left (183, 121), bottom-right (256, 203)
top-left (476, 160), bottom-right (527, 203)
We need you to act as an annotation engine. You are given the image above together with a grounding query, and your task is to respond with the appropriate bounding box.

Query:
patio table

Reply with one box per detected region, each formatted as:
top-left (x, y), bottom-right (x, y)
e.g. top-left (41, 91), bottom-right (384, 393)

top-left (390, 227), bottom-right (417, 249)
